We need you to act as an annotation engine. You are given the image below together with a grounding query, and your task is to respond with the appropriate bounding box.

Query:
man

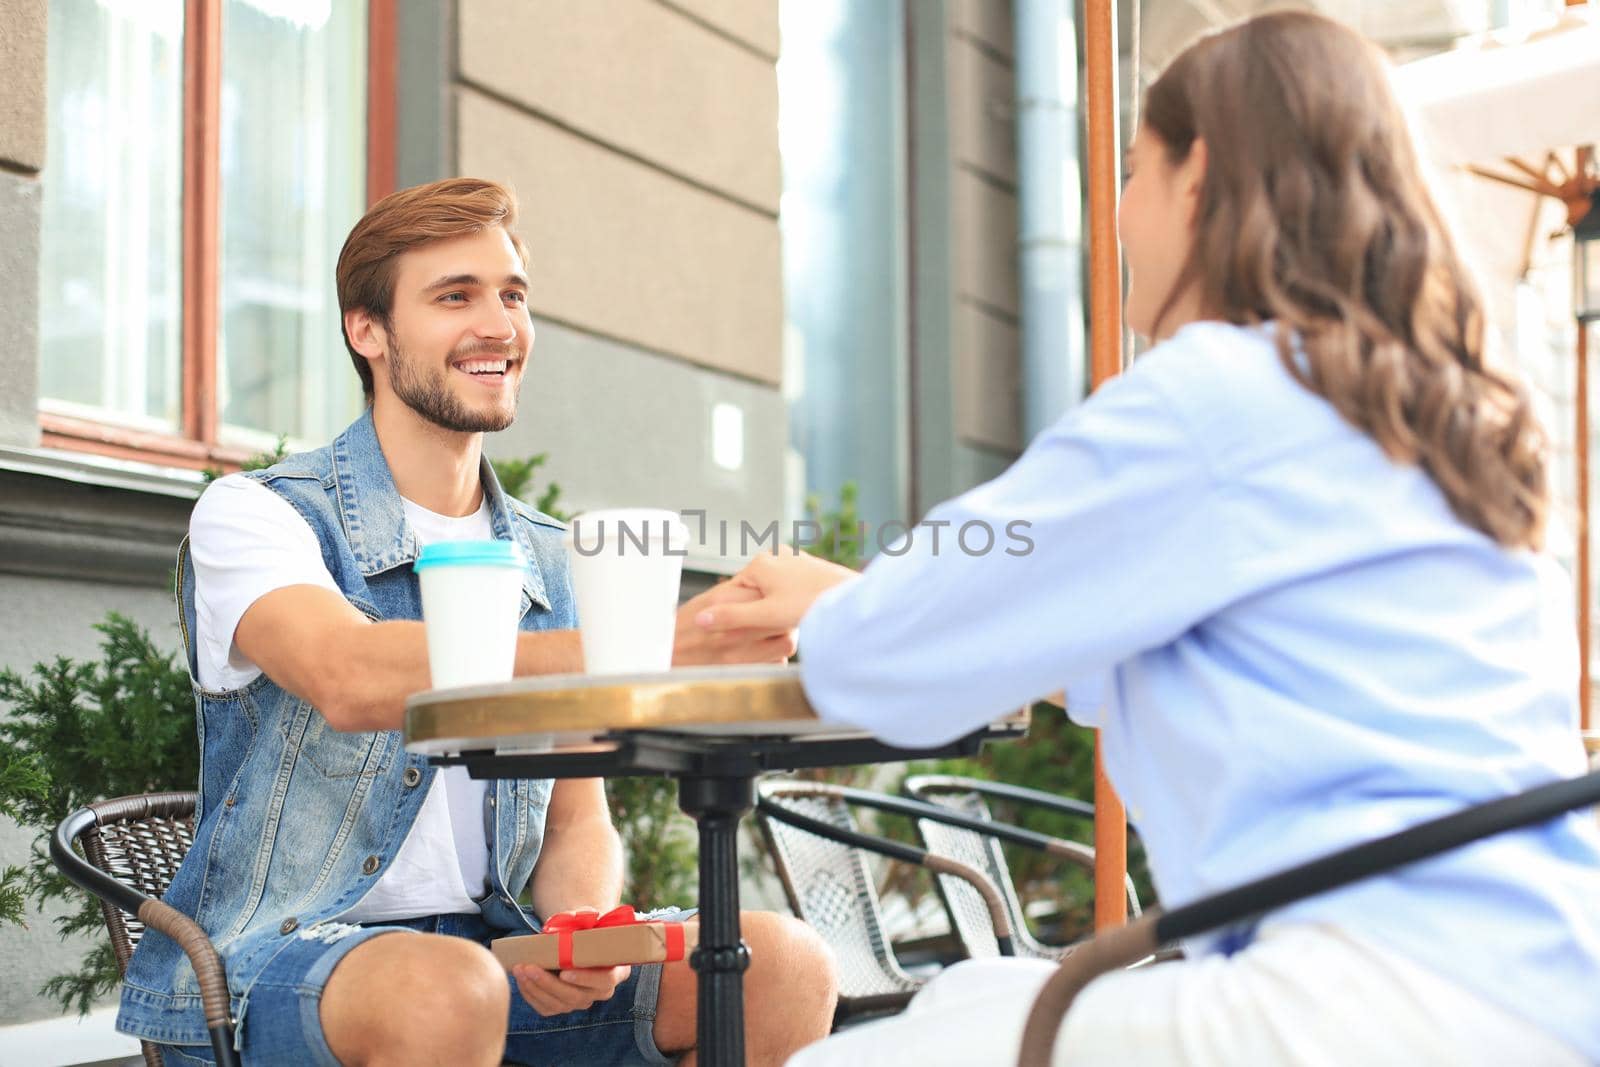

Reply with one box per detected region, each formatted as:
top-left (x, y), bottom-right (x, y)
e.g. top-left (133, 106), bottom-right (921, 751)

top-left (117, 178), bottom-right (836, 1066)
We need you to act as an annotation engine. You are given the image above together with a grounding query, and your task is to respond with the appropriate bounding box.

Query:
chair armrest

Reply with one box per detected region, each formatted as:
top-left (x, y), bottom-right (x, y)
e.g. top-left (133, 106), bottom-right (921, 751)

top-left (830, 785), bottom-right (1144, 914)
top-left (138, 899), bottom-right (232, 1032)
top-left (756, 792), bottom-right (1017, 954)
top-left (1017, 911), bottom-right (1163, 1067)
top-left (51, 805), bottom-right (241, 1067)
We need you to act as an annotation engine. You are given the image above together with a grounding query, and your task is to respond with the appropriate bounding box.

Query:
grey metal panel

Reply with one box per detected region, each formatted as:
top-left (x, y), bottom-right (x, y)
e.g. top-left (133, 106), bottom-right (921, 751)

top-left (909, 0), bottom-right (961, 516)
top-left (396, 0), bottom-right (456, 190)
top-left (779, 0), bottom-right (913, 531)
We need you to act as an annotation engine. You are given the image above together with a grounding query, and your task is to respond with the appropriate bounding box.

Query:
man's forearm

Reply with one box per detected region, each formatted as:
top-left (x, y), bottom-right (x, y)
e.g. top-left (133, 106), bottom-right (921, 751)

top-left (325, 623), bottom-right (583, 732)
top-left (528, 816), bottom-right (625, 919)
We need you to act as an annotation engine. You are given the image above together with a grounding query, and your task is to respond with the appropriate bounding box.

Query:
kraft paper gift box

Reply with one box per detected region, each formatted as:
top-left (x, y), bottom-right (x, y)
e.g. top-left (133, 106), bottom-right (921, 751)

top-left (490, 906), bottom-right (695, 971)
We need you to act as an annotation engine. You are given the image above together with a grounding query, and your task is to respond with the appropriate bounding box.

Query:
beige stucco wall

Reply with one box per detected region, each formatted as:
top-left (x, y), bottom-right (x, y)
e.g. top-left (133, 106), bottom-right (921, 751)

top-left (0, 0), bottom-right (45, 448)
top-left (459, 0), bottom-right (779, 211)
top-left (0, 0), bottom-right (47, 173)
top-left (455, 0), bottom-right (783, 388)
top-left (662, 0), bottom-right (780, 58)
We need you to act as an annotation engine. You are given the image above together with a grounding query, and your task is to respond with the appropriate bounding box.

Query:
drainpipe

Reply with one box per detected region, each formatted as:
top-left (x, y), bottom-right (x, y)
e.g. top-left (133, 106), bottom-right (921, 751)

top-left (1015, 0), bottom-right (1087, 443)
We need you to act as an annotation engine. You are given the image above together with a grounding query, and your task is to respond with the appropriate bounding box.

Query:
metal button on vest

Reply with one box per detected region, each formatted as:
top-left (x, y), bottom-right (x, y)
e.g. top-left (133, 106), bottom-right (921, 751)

top-left (279, 917), bottom-right (298, 935)
top-left (402, 766), bottom-right (422, 787)
top-left (362, 855), bottom-right (381, 875)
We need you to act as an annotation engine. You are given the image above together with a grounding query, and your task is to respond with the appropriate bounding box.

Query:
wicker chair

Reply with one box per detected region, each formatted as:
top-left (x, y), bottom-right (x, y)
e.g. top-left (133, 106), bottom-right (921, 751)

top-left (903, 774), bottom-right (1141, 961)
top-left (755, 780), bottom-right (1020, 1026)
top-left (50, 792), bottom-right (239, 1067)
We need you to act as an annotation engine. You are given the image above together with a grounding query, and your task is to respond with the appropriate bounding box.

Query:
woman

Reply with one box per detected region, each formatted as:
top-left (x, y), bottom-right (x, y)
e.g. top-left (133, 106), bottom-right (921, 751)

top-left (696, 12), bottom-right (1600, 1066)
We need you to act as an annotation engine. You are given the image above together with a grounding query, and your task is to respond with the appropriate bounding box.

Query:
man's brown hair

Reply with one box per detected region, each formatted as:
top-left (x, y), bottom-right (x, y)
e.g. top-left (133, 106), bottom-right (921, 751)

top-left (335, 177), bottom-right (529, 399)
top-left (1143, 12), bottom-right (1548, 549)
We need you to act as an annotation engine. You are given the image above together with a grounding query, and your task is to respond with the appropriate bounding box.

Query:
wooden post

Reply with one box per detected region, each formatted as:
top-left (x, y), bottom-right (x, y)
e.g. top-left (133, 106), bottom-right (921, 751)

top-left (1576, 0), bottom-right (1591, 725)
top-left (1581, 319), bottom-right (1592, 732)
top-left (366, 0), bottom-right (398, 207)
top-left (1084, 0), bottom-right (1130, 931)
top-left (181, 0), bottom-right (222, 447)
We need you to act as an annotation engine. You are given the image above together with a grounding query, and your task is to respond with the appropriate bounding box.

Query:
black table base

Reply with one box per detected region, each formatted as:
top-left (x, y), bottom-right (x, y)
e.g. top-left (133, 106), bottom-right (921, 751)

top-left (434, 725), bottom-right (1023, 1067)
top-left (679, 774), bottom-right (755, 1066)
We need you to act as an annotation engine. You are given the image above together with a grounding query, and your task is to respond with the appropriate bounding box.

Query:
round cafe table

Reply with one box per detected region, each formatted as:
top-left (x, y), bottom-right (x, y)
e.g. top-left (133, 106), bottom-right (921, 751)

top-left (404, 663), bottom-right (1027, 1067)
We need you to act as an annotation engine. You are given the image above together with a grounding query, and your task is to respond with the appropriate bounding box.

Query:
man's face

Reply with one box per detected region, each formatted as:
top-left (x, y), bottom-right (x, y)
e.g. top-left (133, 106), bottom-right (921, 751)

top-left (377, 226), bottom-right (533, 433)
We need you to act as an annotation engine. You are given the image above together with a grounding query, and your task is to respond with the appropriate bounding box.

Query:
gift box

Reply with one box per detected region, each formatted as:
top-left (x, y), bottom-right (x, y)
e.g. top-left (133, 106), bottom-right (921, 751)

top-left (490, 905), bottom-right (695, 971)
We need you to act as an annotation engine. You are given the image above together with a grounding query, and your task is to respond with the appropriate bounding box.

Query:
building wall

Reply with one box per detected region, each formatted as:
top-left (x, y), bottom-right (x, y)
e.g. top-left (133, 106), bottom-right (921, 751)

top-left (454, 0), bottom-right (787, 550)
top-left (0, 0), bottom-right (46, 449)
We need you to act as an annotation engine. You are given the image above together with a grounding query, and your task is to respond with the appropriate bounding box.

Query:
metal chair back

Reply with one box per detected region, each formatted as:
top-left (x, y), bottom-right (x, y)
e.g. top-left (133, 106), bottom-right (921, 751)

top-left (904, 787), bottom-right (1062, 960)
top-left (78, 793), bottom-right (197, 977)
top-left (57, 792), bottom-right (201, 1067)
top-left (754, 781), bottom-right (923, 1021)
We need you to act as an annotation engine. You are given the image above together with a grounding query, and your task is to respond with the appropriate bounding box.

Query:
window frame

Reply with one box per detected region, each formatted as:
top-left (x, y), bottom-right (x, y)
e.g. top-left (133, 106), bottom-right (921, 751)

top-left (38, 0), bottom-right (398, 471)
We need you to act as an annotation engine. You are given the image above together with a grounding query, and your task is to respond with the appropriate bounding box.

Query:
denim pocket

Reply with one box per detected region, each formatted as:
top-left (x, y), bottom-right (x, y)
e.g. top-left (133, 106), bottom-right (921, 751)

top-left (286, 706), bottom-right (387, 779)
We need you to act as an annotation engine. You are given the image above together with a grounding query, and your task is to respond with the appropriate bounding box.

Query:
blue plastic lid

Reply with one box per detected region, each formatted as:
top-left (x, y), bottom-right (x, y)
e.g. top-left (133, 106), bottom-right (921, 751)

top-left (413, 539), bottom-right (528, 572)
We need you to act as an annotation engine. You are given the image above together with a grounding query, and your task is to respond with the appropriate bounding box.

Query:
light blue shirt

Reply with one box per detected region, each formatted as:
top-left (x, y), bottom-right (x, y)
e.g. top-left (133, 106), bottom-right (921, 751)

top-left (798, 321), bottom-right (1600, 1057)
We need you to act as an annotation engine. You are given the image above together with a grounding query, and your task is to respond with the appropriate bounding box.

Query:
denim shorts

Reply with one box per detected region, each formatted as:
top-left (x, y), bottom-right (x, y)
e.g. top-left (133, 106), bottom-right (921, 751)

top-left (157, 908), bottom-right (690, 1066)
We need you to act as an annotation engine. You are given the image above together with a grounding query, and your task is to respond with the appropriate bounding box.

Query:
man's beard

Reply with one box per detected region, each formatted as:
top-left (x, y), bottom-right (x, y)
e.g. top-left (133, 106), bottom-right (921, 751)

top-left (387, 337), bottom-right (522, 433)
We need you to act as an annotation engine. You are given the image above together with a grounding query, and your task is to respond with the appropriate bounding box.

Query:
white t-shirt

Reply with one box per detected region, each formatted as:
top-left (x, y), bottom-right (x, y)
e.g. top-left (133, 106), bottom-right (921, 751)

top-left (189, 474), bottom-right (492, 922)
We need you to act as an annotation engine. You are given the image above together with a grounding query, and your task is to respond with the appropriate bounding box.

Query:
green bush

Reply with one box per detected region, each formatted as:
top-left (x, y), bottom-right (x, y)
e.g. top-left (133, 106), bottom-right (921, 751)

top-left (0, 615), bottom-right (198, 1013)
top-left (0, 749), bottom-right (48, 928)
top-left (489, 452), bottom-right (567, 521)
top-left (200, 434), bottom-right (288, 483)
top-left (799, 481), bottom-right (865, 571)
top-left (603, 777), bottom-right (699, 905)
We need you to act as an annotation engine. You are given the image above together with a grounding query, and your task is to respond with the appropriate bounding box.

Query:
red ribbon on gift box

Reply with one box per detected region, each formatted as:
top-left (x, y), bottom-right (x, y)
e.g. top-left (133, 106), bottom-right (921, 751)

top-left (543, 905), bottom-right (687, 970)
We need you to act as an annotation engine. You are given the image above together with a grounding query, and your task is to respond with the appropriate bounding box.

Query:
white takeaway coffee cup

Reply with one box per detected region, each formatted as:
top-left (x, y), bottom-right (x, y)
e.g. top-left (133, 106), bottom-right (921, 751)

top-left (413, 539), bottom-right (527, 688)
top-left (564, 508), bottom-right (690, 675)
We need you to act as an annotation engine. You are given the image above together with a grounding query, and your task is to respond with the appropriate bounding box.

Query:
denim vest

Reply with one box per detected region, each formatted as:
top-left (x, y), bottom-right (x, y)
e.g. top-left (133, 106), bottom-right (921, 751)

top-left (117, 409), bottom-right (575, 1047)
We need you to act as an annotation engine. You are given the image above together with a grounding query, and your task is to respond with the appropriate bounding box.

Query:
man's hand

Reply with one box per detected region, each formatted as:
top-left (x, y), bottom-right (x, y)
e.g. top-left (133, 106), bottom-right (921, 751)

top-left (512, 962), bottom-right (631, 1017)
top-left (511, 906), bottom-right (629, 1016)
top-left (673, 579), bottom-right (797, 665)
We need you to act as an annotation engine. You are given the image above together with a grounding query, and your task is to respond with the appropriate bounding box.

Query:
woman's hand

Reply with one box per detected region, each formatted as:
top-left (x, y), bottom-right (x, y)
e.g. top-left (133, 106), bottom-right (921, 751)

top-left (692, 550), bottom-right (859, 637)
top-left (672, 579), bottom-right (798, 665)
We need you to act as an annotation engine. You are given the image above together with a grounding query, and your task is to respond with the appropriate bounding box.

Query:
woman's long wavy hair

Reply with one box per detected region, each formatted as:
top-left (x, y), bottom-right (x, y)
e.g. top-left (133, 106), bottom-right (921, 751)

top-left (1144, 11), bottom-right (1548, 549)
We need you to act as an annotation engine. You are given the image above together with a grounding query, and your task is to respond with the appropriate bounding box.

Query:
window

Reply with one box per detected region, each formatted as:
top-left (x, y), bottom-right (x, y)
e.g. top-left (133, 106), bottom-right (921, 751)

top-left (38, 0), bottom-right (395, 469)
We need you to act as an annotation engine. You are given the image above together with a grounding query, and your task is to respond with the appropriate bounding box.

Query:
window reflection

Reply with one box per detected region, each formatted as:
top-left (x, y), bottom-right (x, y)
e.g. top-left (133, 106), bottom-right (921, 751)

top-left (39, 0), bottom-right (184, 432)
top-left (218, 0), bottom-right (366, 447)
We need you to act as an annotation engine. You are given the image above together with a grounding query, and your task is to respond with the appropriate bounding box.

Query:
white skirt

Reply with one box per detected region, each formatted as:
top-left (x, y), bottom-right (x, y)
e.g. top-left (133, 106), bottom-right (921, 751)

top-left (785, 924), bottom-right (1589, 1067)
